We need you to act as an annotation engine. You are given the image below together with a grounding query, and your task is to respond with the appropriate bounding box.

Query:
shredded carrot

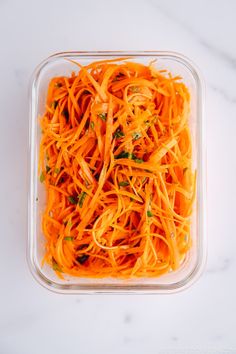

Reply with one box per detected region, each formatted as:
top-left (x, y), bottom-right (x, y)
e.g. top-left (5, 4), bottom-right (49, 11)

top-left (39, 58), bottom-right (195, 278)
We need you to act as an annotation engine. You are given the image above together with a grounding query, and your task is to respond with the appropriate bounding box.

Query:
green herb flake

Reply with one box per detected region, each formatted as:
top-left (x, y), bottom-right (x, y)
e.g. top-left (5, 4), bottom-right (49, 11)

top-left (119, 181), bottom-right (129, 187)
top-left (132, 132), bottom-right (142, 140)
top-left (90, 121), bottom-right (95, 130)
top-left (115, 151), bottom-right (143, 163)
top-left (98, 113), bottom-right (107, 121)
top-left (68, 196), bottom-right (77, 205)
top-left (40, 172), bottom-right (45, 183)
top-left (130, 153), bottom-right (137, 159)
top-left (114, 129), bottom-right (125, 139)
top-left (52, 261), bottom-right (62, 272)
top-left (64, 236), bottom-right (74, 241)
top-left (134, 158), bottom-right (143, 163)
top-left (78, 192), bottom-right (87, 208)
top-left (147, 210), bottom-right (153, 217)
top-left (46, 165), bottom-right (51, 173)
top-left (67, 220), bottom-right (73, 227)
top-left (55, 167), bottom-right (60, 174)
top-left (115, 151), bottom-right (130, 159)
top-left (142, 177), bottom-right (147, 184)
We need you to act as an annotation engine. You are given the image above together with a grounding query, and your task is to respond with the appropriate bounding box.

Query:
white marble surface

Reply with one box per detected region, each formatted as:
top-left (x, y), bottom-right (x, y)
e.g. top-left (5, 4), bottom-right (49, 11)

top-left (0, 0), bottom-right (236, 353)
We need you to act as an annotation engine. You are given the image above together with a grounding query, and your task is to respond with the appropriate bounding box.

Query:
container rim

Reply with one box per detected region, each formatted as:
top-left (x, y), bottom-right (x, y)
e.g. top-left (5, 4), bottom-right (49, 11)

top-left (28, 51), bottom-right (206, 294)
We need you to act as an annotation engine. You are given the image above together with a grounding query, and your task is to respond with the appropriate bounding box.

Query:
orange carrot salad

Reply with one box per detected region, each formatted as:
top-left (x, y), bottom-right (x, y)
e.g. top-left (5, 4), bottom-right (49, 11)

top-left (39, 58), bottom-right (196, 278)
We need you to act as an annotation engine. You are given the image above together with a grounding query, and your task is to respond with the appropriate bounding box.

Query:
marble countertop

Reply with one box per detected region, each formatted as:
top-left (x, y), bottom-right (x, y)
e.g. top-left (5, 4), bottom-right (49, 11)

top-left (0, 0), bottom-right (236, 353)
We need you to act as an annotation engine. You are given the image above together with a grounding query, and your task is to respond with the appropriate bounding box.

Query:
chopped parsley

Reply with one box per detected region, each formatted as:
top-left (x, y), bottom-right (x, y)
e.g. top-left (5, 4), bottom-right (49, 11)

top-left (68, 196), bottom-right (77, 205)
top-left (147, 210), bottom-right (153, 217)
top-left (114, 129), bottom-right (125, 139)
top-left (40, 172), bottom-right (45, 183)
top-left (142, 177), bottom-right (147, 184)
top-left (64, 236), bottom-right (74, 241)
top-left (132, 132), bottom-right (142, 140)
top-left (134, 158), bottom-right (144, 163)
top-left (119, 181), bottom-right (129, 187)
top-left (68, 192), bottom-right (87, 207)
top-left (115, 151), bottom-right (130, 159)
top-left (115, 151), bottom-right (143, 163)
top-left (98, 113), bottom-right (107, 121)
top-left (52, 261), bottom-right (62, 272)
top-left (78, 192), bottom-right (87, 208)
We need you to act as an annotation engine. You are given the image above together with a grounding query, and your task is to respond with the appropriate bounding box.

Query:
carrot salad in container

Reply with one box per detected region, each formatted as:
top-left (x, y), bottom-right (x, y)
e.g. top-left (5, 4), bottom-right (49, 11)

top-left (29, 52), bottom-right (205, 293)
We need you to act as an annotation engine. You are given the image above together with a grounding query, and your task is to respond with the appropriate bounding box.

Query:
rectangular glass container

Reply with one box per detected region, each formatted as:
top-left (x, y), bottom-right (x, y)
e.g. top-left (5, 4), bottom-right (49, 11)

top-left (28, 51), bottom-right (206, 294)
